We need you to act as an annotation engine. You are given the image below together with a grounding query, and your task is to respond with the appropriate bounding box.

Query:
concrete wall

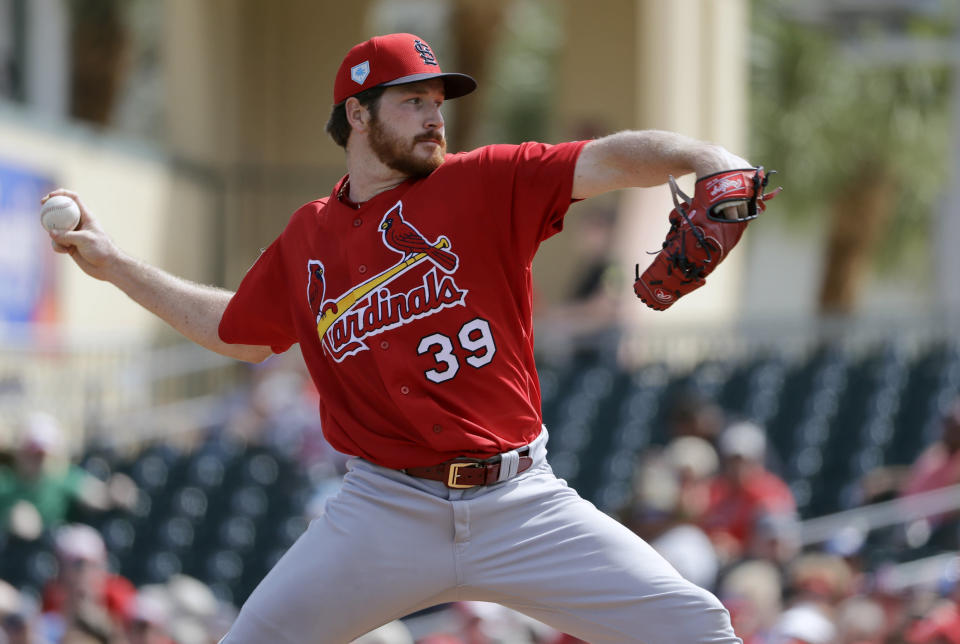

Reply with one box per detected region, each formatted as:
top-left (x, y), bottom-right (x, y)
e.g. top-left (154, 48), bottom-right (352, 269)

top-left (0, 111), bottom-right (217, 343)
top-left (164, 0), bottom-right (373, 287)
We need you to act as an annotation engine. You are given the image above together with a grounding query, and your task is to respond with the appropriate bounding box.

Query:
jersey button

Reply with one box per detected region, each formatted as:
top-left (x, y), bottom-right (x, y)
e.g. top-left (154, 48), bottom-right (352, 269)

top-left (358, 265), bottom-right (367, 274)
top-left (400, 385), bottom-right (410, 395)
top-left (379, 340), bottom-right (389, 350)
top-left (353, 218), bottom-right (362, 227)
top-left (432, 424), bottom-right (442, 434)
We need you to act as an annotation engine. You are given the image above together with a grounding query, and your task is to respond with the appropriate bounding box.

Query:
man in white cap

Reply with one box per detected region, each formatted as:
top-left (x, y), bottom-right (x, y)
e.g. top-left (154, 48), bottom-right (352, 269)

top-left (37, 523), bottom-right (136, 643)
top-left (699, 421), bottom-right (796, 563)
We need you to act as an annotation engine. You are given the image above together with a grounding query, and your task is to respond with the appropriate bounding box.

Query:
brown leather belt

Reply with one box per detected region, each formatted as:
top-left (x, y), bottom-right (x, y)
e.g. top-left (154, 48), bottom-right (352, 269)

top-left (404, 448), bottom-right (533, 488)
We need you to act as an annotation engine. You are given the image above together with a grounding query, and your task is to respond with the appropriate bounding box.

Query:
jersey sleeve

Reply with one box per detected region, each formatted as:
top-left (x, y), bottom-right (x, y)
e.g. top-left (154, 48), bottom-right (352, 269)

top-left (218, 236), bottom-right (297, 355)
top-left (472, 141), bottom-right (589, 261)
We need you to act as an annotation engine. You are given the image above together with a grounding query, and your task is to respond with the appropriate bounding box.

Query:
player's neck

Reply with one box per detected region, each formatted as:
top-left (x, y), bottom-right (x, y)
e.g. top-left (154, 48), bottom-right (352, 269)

top-left (344, 147), bottom-right (409, 204)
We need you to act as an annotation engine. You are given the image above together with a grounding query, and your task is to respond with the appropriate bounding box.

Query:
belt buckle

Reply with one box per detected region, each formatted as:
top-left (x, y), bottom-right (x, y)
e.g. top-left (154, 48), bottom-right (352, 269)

top-left (447, 462), bottom-right (479, 489)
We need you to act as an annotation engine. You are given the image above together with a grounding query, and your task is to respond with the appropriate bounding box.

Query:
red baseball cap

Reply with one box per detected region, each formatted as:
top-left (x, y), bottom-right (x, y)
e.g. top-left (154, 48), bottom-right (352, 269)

top-left (333, 33), bottom-right (477, 105)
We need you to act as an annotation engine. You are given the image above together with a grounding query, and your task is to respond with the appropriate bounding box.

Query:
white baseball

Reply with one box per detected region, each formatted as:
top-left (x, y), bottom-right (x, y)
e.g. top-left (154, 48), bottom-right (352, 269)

top-left (40, 195), bottom-right (82, 232)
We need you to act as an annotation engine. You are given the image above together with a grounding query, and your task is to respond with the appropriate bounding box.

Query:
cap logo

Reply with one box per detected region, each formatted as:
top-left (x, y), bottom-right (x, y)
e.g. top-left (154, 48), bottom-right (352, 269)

top-left (351, 61), bottom-right (370, 85)
top-left (413, 40), bottom-right (438, 66)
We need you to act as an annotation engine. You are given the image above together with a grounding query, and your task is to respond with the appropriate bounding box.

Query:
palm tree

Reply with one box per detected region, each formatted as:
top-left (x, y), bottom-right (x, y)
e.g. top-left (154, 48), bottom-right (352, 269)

top-left (751, 2), bottom-right (953, 315)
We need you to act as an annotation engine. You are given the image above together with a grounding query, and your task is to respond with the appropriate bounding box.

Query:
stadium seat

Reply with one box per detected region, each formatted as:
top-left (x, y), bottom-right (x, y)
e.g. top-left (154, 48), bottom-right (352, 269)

top-left (158, 516), bottom-right (196, 551)
top-left (144, 550), bottom-right (183, 584)
top-left (128, 451), bottom-right (172, 492)
top-left (102, 516), bottom-right (137, 555)
top-left (185, 452), bottom-right (226, 490)
top-left (889, 342), bottom-right (960, 464)
top-left (218, 515), bottom-right (257, 552)
top-left (204, 549), bottom-right (244, 587)
top-left (229, 485), bottom-right (270, 519)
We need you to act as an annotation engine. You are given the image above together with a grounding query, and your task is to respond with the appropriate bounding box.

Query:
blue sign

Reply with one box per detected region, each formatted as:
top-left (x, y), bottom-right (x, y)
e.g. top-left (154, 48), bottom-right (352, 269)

top-left (0, 162), bottom-right (56, 327)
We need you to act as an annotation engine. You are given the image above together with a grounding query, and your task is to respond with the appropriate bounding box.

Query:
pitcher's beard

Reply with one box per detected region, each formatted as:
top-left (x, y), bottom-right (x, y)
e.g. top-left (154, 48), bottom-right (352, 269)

top-left (369, 117), bottom-right (446, 178)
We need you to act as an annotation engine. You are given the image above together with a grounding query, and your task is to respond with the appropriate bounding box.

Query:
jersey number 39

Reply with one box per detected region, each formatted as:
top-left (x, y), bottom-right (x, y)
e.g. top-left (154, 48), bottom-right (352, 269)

top-left (417, 317), bottom-right (496, 383)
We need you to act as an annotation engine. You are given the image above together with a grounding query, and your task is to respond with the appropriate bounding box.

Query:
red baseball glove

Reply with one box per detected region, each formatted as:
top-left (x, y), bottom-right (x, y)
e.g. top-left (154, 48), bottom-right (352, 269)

top-left (634, 167), bottom-right (781, 310)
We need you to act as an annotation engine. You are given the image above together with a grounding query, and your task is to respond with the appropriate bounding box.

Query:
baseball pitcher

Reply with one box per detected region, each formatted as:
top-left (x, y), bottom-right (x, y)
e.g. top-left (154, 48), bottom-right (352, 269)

top-left (44, 33), bottom-right (778, 644)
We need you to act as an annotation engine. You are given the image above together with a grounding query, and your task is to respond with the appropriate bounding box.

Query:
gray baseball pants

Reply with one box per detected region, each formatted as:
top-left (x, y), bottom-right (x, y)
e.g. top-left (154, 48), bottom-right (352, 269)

top-left (220, 428), bottom-right (740, 643)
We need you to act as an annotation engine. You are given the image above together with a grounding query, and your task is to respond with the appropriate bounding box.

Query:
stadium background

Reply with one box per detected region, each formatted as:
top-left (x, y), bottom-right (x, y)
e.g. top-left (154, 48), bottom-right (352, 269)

top-left (1, 1), bottom-right (959, 642)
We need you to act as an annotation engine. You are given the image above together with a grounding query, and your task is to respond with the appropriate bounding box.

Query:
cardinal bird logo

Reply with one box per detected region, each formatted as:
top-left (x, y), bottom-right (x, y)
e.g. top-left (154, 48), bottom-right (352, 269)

top-left (379, 201), bottom-right (458, 273)
top-left (306, 260), bottom-right (338, 321)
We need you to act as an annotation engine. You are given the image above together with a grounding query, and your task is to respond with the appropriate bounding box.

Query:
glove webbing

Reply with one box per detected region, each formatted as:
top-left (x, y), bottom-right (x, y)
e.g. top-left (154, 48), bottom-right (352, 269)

top-left (645, 176), bottom-right (715, 282)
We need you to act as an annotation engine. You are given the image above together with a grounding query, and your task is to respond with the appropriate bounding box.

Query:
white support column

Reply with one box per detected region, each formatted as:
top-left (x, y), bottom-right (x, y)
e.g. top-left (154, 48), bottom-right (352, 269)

top-left (616, 0), bottom-right (750, 335)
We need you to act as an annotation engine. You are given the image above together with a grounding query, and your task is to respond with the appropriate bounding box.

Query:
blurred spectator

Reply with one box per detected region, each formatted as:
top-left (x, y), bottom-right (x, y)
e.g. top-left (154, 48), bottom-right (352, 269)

top-left (665, 389), bottom-right (726, 444)
top-left (0, 413), bottom-right (136, 539)
top-left (37, 524), bottom-right (135, 644)
top-left (535, 204), bottom-right (622, 353)
top-left (626, 436), bottom-right (718, 531)
top-left (0, 578), bottom-right (49, 644)
top-left (854, 463), bottom-right (907, 506)
top-left (898, 397), bottom-right (960, 548)
top-left (906, 605), bottom-right (960, 644)
top-left (165, 574), bottom-right (230, 644)
top-left (0, 580), bottom-right (17, 642)
top-left (697, 422), bottom-right (796, 563)
top-left (767, 602), bottom-right (837, 644)
top-left (650, 523), bottom-right (719, 590)
top-left (626, 451), bottom-right (679, 536)
top-left (902, 396), bottom-right (960, 498)
top-left (823, 525), bottom-right (872, 597)
top-left (747, 511), bottom-right (802, 569)
top-left (350, 619), bottom-right (413, 644)
top-left (662, 435), bottom-right (718, 520)
top-left (414, 602), bottom-right (563, 644)
top-left (718, 560), bottom-right (783, 644)
top-left (787, 553), bottom-right (854, 607)
top-left (861, 566), bottom-right (914, 644)
top-left (767, 552), bottom-right (854, 644)
top-left (126, 587), bottom-right (175, 644)
top-left (835, 596), bottom-right (887, 644)
top-left (905, 557), bottom-right (960, 644)
top-left (623, 437), bottom-right (720, 589)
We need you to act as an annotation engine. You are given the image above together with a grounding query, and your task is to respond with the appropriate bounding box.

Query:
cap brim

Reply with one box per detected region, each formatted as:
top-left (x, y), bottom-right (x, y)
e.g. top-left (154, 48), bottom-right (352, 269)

top-left (380, 72), bottom-right (477, 99)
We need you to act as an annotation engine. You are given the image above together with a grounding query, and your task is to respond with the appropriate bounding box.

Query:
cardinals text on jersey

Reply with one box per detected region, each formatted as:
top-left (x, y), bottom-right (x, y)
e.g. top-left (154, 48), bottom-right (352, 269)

top-left (307, 200), bottom-right (469, 363)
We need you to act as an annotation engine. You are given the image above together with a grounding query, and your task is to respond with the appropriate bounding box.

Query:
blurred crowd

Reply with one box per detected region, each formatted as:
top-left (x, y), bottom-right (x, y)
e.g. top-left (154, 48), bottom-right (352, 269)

top-left (0, 523), bottom-right (234, 644)
top-left (0, 412), bottom-right (236, 644)
top-left (1, 357), bottom-right (959, 644)
top-left (616, 392), bottom-right (960, 644)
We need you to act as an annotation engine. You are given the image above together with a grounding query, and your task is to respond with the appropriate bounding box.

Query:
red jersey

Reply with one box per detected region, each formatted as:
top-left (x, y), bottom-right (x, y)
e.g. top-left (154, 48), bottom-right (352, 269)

top-left (219, 141), bottom-right (588, 468)
top-left (700, 469), bottom-right (796, 548)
